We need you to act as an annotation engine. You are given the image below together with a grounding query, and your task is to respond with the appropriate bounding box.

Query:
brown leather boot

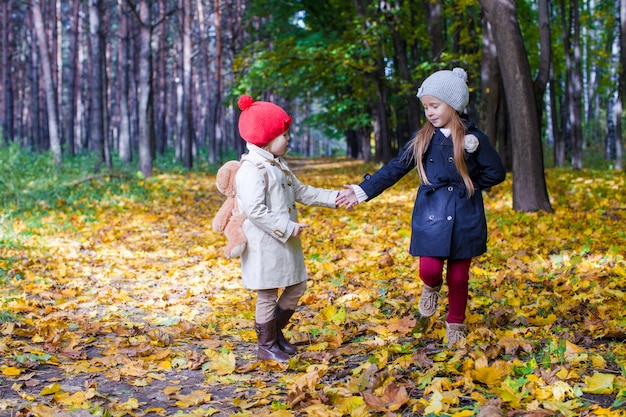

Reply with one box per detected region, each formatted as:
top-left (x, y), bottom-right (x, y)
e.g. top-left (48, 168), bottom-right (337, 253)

top-left (255, 320), bottom-right (290, 362)
top-left (275, 306), bottom-right (297, 355)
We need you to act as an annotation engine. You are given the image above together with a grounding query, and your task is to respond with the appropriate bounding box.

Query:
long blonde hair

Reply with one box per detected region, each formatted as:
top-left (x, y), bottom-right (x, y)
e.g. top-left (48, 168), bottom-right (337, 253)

top-left (409, 110), bottom-right (475, 196)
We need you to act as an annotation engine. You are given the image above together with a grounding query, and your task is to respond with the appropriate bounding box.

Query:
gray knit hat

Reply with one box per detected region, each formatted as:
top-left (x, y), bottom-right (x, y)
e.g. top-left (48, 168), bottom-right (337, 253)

top-left (416, 67), bottom-right (469, 113)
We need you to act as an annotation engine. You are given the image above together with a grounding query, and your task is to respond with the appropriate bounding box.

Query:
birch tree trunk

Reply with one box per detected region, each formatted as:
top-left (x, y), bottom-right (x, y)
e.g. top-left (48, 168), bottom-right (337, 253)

top-left (181, 0), bottom-right (193, 169)
top-left (32, 0), bottom-right (62, 165)
top-left (175, 0), bottom-right (183, 162)
top-left (137, 0), bottom-right (154, 178)
top-left (117, 0), bottom-right (131, 164)
top-left (567, 0), bottom-right (584, 170)
top-left (479, 0), bottom-right (552, 212)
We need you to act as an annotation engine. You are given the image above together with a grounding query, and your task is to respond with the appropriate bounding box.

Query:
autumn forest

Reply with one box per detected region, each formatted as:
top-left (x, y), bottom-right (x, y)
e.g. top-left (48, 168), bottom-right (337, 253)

top-left (1, 0), bottom-right (626, 416)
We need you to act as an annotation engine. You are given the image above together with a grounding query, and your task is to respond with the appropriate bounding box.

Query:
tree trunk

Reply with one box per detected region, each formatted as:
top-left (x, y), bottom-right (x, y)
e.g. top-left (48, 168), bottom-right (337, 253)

top-left (479, 18), bottom-right (507, 167)
top-left (1, 0), bottom-right (13, 144)
top-left (354, 0), bottom-right (392, 163)
top-left (550, 77), bottom-right (565, 167)
top-left (175, 0), bottom-right (184, 162)
top-left (53, 0), bottom-right (61, 120)
top-left (423, 0), bottom-right (444, 59)
top-left (88, 0), bottom-right (106, 172)
top-left (181, 0), bottom-right (193, 169)
top-left (212, 0), bottom-right (223, 163)
top-left (618, 0), bottom-right (625, 171)
top-left (567, 0), bottom-right (584, 170)
top-left (372, 68), bottom-right (393, 163)
top-left (196, 0), bottom-right (208, 151)
top-left (32, 0), bottom-right (62, 165)
top-left (62, 0), bottom-right (80, 156)
top-left (387, 1), bottom-right (420, 138)
top-left (29, 26), bottom-right (41, 151)
top-left (533, 0), bottom-right (552, 124)
top-left (137, 0), bottom-right (154, 178)
top-left (155, 0), bottom-right (168, 155)
top-left (358, 126), bottom-right (372, 162)
top-left (75, 13), bottom-right (86, 151)
top-left (479, 0), bottom-right (552, 212)
top-left (117, 0), bottom-right (131, 164)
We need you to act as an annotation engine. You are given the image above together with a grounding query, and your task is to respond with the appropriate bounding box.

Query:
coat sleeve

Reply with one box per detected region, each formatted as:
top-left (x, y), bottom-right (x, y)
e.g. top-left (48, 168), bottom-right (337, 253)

top-left (359, 141), bottom-right (416, 201)
top-left (291, 174), bottom-right (338, 208)
top-left (236, 163), bottom-right (294, 243)
top-left (470, 131), bottom-right (506, 190)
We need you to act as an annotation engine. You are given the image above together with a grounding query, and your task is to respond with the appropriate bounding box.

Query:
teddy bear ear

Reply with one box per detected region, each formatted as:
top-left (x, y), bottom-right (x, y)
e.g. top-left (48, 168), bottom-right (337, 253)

top-left (215, 161), bottom-right (241, 194)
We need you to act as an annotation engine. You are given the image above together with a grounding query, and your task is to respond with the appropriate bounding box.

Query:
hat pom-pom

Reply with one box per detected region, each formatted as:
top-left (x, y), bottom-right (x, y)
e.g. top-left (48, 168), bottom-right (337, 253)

top-left (238, 95), bottom-right (254, 111)
top-left (452, 68), bottom-right (467, 82)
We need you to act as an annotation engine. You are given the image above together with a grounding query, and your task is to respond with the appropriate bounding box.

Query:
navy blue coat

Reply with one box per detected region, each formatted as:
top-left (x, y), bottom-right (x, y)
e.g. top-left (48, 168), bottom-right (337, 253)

top-left (360, 119), bottom-right (506, 259)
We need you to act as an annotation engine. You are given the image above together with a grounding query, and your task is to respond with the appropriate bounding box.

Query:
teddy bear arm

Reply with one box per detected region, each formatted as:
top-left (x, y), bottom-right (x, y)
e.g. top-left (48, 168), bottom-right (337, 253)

top-left (212, 199), bottom-right (235, 232)
top-left (223, 214), bottom-right (247, 258)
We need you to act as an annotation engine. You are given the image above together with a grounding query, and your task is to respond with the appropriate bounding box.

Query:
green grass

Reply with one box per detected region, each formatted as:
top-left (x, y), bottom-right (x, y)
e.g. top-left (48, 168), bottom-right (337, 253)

top-left (0, 144), bottom-right (228, 222)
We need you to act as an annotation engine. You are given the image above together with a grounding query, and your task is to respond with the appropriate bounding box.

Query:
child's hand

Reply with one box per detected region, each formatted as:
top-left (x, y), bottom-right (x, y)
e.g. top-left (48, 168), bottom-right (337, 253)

top-left (291, 223), bottom-right (309, 237)
top-left (336, 186), bottom-right (358, 209)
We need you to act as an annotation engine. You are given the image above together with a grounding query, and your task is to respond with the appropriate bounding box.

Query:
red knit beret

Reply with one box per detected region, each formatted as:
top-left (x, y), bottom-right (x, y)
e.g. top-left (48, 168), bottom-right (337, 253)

top-left (237, 95), bottom-right (292, 147)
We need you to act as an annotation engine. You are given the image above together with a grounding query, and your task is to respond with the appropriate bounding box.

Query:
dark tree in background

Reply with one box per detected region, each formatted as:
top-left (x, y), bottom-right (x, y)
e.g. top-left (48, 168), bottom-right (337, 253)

top-left (136, 0), bottom-right (154, 178)
top-left (479, 0), bottom-right (552, 212)
top-left (88, 0), bottom-right (108, 171)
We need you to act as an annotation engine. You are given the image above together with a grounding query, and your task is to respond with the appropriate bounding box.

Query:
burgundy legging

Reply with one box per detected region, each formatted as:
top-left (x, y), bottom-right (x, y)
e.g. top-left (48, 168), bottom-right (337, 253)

top-left (419, 256), bottom-right (472, 324)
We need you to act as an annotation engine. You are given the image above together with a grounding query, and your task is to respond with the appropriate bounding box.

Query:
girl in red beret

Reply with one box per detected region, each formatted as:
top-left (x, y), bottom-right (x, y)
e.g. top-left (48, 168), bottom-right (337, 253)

top-left (235, 95), bottom-right (341, 362)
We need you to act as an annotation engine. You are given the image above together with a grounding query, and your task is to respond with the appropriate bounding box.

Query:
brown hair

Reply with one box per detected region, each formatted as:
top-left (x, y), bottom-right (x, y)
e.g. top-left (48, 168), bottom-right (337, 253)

top-left (409, 109), bottom-right (475, 196)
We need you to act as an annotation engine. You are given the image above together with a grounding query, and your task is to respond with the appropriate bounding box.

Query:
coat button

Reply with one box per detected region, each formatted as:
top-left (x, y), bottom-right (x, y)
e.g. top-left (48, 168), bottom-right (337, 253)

top-left (447, 216), bottom-right (453, 221)
top-left (429, 158), bottom-right (434, 163)
top-left (448, 186), bottom-right (453, 191)
top-left (448, 157), bottom-right (454, 162)
top-left (428, 215), bottom-right (434, 220)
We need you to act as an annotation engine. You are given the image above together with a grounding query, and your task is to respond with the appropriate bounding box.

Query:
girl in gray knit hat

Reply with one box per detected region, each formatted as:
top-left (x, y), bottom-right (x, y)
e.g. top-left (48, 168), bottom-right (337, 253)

top-left (337, 68), bottom-right (506, 348)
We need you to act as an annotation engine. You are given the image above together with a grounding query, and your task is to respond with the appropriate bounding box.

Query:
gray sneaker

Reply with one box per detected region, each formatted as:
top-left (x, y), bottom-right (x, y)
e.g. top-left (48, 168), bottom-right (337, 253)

top-left (446, 322), bottom-right (467, 348)
top-left (418, 284), bottom-right (441, 317)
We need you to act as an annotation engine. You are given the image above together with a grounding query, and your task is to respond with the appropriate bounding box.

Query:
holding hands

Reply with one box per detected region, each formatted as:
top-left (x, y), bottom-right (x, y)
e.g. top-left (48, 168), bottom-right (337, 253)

top-left (336, 186), bottom-right (359, 209)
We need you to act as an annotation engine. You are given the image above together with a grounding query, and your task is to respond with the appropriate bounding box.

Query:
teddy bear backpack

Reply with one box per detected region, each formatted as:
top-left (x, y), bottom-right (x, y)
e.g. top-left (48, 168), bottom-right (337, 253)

top-left (212, 157), bottom-right (266, 258)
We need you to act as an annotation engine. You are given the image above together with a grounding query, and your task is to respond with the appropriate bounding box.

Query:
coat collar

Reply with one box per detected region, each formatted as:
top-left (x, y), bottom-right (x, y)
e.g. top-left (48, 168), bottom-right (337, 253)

top-left (245, 143), bottom-right (289, 171)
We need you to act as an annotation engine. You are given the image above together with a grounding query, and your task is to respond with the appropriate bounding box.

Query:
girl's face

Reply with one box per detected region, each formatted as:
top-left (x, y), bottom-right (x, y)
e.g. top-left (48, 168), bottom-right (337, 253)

top-left (265, 131), bottom-right (290, 157)
top-left (420, 96), bottom-right (456, 129)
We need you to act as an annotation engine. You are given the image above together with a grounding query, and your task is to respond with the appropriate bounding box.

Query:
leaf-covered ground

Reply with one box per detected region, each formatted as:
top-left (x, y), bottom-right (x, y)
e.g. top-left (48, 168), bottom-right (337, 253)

top-left (1, 157), bottom-right (625, 417)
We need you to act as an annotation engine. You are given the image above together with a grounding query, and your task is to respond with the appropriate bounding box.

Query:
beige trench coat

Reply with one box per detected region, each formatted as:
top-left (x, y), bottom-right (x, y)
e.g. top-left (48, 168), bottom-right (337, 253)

top-left (235, 145), bottom-right (338, 290)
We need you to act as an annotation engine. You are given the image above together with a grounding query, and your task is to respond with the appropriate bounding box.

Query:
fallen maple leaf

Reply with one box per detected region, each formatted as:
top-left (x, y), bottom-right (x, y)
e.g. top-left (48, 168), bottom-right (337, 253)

top-left (471, 356), bottom-right (509, 388)
top-left (362, 381), bottom-right (408, 412)
top-left (582, 372), bottom-right (615, 394)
